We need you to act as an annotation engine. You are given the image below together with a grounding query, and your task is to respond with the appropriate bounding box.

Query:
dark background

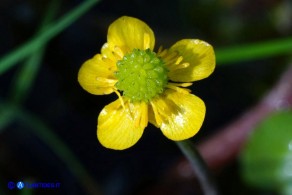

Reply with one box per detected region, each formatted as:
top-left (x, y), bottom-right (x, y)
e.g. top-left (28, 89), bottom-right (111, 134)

top-left (0, 0), bottom-right (291, 194)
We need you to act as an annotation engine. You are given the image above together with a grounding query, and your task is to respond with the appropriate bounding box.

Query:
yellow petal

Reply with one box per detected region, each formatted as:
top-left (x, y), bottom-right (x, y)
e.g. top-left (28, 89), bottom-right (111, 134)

top-left (78, 54), bottom-right (117, 95)
top-left (150, 89), bottom-right (206, 141)
top-left (101, 43), bottom-right (123, 61)
top-left (167, 39), bottom-right (215, 82)
top-left (107, 16), bottom-right (155, 53)
top-left (97, 99), bottom-right (148, 150)
top-left (148, 104), bottom-right (159, 128)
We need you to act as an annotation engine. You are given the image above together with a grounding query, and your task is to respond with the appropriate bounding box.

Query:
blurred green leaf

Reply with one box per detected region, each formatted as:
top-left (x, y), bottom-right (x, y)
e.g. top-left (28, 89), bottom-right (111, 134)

top-left (0, 100), bottom-right (102, 195)
top-left (15, 107), bottom-right (102, 195)
top-left (240, 110), bottom-right (292, 194)
top-left (0, 102), bottom-right (16, 133)
top-left (0, 0), bottom-right (100, 75)
top-left (216, 37), bottom-right (292, 65)
top-left (9, 47), bottom-right (45, 104)
top-left (9, 0), bottom-right (59, 104)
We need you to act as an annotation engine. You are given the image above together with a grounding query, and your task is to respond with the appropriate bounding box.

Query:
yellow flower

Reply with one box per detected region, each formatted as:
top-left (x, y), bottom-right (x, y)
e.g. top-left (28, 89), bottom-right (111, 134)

top-left (78, 16), bottom-right (215, 150)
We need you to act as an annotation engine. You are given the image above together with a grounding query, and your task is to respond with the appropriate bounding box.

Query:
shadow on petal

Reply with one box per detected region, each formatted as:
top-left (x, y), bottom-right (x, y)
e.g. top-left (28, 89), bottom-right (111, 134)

top-left (97, 99), bottom-right (148, 150)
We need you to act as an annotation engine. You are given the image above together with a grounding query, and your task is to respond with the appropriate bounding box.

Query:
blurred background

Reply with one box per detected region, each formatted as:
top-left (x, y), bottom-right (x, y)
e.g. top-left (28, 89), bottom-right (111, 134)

top-left (1, 0), bottom-right (292, 194)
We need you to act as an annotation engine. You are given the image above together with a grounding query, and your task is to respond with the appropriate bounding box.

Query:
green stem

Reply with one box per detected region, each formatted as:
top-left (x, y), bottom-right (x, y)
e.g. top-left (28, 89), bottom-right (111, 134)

top-left (216, 37), bottom-right (292, 65)
top-left (9, 47), bottom-right (45, 104)
top-left (0, 0), bottom-right (100, 75)
top-left (176, 140), bottom-right (217, 195)
top-left (9, 0), bottom-right (59, 104)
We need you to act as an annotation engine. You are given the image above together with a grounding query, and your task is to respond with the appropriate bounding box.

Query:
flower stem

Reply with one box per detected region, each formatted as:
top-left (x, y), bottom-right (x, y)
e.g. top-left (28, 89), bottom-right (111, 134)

top-left (176, 140), bottom-right (217, 195)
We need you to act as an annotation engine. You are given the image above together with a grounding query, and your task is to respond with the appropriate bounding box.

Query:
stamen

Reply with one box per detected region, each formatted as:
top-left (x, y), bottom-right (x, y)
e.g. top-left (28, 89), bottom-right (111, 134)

top-left (150, 100), bottom-right (163, 126)
top-left (157, 47), bottom-right (171, 58)
top-left (170, 82), bottom-right (193, 87)
top-left (133, 102), bottom-right (148, 128)
top-left (169, 62), bottom-right (190, 71)
top-left (175, 56), bottom-right (183, 65)
top-left (101, 57), bottom-right (117, 71)
top-left (114, 46), bottom-right (124, 59)
top-left (163, 51), bottom-right (178, 62)
top-left (151, 97), bottom-right (172, 119)
top-left (157, 46), bottom-right (164, 53)
top-left (113, 88), bottom-right (125, 110)
top-left (158, 48), bottom-right (191, 73)
top-left (111, 51), bottom-right (122, 60)
top-left (143, 33), bottom-right (151, 50)
top-left (167, 83), bottom-right (191, 94)
top-left (96, 77), bottom-right (117, 86)
top-left (180, 62), bottom-right (190, 68)
top-left (140, 102), bottom-right (148, 127)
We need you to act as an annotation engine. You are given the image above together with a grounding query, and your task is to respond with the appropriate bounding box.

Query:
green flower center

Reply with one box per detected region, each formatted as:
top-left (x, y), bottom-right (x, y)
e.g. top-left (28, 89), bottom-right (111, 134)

top-left (115, 49), bottom-right (168, 102)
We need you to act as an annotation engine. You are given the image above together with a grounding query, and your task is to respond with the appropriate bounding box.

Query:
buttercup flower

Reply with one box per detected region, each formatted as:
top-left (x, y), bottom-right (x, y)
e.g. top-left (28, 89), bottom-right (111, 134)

top-left (78, 16), bottom-right (215, 150)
